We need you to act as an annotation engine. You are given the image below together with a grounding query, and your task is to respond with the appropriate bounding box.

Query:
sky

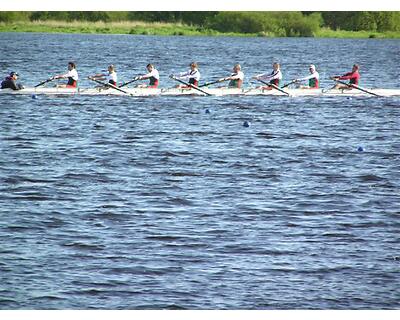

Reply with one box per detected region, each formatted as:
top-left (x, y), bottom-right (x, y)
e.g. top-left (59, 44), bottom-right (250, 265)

top-left (1, 0), bottom-right (400, 11)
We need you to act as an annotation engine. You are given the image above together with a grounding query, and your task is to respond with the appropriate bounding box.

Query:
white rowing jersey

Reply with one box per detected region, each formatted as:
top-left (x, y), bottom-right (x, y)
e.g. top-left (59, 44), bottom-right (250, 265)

top-left (106, 71), bottom-right (118, 84)
top-left (228, 71), bottom-right (245, 88)
top-left (230, 71), bottom-right (244, 80)
top-left (62, 69), bottom-right (79, 81)
top-left (143, 69), bottom-right (160, 80)
top-left (177, 69), bottom-right (200, 81)
top-left (298, 70), bottom-right (319, 88)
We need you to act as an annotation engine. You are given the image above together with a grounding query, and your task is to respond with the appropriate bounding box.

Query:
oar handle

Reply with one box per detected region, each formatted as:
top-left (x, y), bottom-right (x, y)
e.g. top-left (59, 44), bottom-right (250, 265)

top-left (198, 78), bottom-right (227, 88)
top-left (119, 76), bottom-right (140, 88)
top-left (333, 79), bottom-right (382, 97)
top-left (256, 78), bottom-right (290, 96)
top-left (170, 76), bottom-right (212, 96)
top-left (88, 77), bottom-right (132, 96)
top-left (281, 80), bottom-right (297, 89)
top-left (34, 77), bottom-right (55, 88)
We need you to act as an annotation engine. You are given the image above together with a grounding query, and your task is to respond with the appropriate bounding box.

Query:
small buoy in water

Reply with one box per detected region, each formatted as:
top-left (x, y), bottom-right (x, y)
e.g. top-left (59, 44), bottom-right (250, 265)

top-left (243, 121), bottom-right (250, 127)
top-left (205, 109), bottom-right (210, 114)
top-left (31, 94), bottom-right (37, 99)
top-left (357, 146), bottom-right (364, 152)
top-left (394, 256), bottom-right (400, 261)
top-left (347, 97), bottom-right (352, 100)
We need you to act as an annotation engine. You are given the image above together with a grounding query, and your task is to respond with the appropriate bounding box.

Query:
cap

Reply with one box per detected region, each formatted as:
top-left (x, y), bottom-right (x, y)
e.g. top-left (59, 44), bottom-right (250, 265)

top-left (10, 71), bottom-right (19, 77)
top-left (309, 64), bottom-right (316, 70)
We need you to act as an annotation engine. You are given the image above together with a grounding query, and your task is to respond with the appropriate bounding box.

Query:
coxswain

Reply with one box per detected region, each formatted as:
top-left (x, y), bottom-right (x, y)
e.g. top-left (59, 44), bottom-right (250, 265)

top-left (90, 65), bottom-right (118, 87)
top-left (137, 64), bottom-right (160, 88)
top-left (222, 64), bottom-right (244, 88)
top-left (1, 72), bottom-right (24, 90)
top-left (252, 62), bottom-right (282, 90)
top-left (294, 64), bottom-right (319, 89)
top-left (331, 64), bottom-right (360, 89)
top-left (172, 62), bottom-right (201, 88)
top-left (54, 62), bottom-right (79, 88)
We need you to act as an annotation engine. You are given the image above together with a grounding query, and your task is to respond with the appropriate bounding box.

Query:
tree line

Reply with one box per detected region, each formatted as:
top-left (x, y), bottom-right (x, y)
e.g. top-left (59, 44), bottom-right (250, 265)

top-left (1, 12), bottom-right (400, 36)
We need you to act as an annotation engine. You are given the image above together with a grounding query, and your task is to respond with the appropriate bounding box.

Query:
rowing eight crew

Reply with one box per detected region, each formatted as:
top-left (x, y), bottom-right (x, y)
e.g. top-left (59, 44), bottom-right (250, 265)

top-left (1, 61), bottom-right (361, 91)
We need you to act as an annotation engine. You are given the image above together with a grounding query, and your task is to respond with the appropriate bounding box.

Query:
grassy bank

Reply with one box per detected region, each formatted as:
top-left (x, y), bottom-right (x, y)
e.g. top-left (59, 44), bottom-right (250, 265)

top-left (0, 20), bottom-right (249, 37)
top-left (1, 20), bottom-right (400, 38)
top-left (315, 27), bottom-right (400, 39)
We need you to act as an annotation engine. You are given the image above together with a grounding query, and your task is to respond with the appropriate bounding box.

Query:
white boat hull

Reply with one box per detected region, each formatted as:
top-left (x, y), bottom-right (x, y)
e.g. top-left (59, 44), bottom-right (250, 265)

top-left (1, 87), bottom-right (400, 97)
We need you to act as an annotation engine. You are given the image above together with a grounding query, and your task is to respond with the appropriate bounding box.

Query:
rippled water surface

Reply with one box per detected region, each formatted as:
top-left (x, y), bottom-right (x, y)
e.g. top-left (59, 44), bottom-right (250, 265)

top-left (0, 33), bottom-right (400, 309)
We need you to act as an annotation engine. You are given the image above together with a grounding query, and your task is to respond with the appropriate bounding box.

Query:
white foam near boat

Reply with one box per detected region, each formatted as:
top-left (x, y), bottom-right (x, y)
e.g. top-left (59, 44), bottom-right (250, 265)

top-left (1, 87), bottom-right (400, 97)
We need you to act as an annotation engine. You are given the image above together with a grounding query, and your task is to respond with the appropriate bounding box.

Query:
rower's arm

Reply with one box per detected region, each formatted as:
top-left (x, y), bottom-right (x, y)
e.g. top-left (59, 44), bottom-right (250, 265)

top-left (297, 74), bottom-right (315, 81)
top-left (54, 72), bottom-right (69, 79)
top-left (267, 71), bottom-right (281, 80)
top-left (256, 71), bottom-right (280, 81)
top-left (338, 72), bottom-right (353, 80)
top-left (177, 70), bottom-right (199, 80)
top-left (140, 71), bottom-right (153, 80)
top-left (226, 73), bottom-right (241, 80)
top-left (176, 71), bottom-right (189, 78)
top-left (253, 73), bottom-right (266, 79)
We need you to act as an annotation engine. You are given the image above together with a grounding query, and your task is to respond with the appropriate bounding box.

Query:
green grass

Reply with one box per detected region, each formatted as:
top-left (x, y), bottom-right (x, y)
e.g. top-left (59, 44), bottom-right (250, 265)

top-left (315, 27), bottom-right (400, 39)
top-left (0, 20), bottom-right (251, 37)
top-left (0, 21), bottom-right (399, 38)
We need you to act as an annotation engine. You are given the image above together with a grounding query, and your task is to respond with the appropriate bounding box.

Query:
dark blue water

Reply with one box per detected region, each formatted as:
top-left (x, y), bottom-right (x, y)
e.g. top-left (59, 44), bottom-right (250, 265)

top-left (0, 33), bottom-right (400, 309)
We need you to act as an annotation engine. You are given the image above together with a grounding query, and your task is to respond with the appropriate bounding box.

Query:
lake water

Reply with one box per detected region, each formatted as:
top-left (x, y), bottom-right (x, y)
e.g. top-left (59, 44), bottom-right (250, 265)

top-left (0, 33), bottom-right (399, 309)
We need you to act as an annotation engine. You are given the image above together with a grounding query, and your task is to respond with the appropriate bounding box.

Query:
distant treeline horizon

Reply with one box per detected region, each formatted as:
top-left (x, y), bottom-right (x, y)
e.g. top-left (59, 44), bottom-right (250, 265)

top-left (1, 12), bottom-right (400, 37)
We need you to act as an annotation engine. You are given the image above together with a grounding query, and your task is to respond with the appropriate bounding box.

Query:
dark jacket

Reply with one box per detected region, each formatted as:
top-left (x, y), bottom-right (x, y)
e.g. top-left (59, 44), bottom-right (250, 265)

top-left (1, 77), bottom-right (24, 90)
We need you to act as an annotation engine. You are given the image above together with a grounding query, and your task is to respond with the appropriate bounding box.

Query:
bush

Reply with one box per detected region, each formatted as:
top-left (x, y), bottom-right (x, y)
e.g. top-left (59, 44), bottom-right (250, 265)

top-left (0, 12), bottom-right (30, 22)
top-left (281, 12), bottom-right (322, 36)
top-left (322, 11), bottom-right (400, 32)
top-left (30, 11), bottom-right (110, 22)
top-left (207, 12), bottom-right (278, 34)
top-left (206, 12), bottom-right (321, 36)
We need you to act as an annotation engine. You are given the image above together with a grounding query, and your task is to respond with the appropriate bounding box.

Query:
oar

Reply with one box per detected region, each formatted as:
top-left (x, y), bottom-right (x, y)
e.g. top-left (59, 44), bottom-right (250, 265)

top-left (119, 76), bottom-right (140, 88)
top-left (169, 76), bottom-right (212, 96)
top-left (321, 84), bottom-right (336, 93)
top-left (333, 79), bottom-right (382, 97)
top-left (255, 78), bottom-right (290, 96)
top-left (88, 77), bottom-right (132, 96)
top-left (34, 77), bottom-right (55, 88)
top-left (198, 78), bottom-right (227, 88)
top-left (281, 79), bottom-right (297, 89)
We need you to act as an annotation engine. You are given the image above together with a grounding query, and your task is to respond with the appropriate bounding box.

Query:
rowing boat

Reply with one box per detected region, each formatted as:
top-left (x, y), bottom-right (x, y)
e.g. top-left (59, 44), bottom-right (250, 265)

top-left (1, 87), bottom-right (400, 97)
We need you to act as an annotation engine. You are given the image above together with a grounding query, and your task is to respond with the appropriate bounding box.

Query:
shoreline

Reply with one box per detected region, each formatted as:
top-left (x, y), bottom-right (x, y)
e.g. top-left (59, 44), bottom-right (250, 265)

top-left (1, 21), bottom-right (400, 39)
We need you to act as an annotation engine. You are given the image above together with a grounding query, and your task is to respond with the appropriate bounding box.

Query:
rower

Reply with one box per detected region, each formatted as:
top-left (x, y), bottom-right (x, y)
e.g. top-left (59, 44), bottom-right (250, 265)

top-left (294, 64), bottom-right (319, 89)
top-left (1, 72), bottom-right (24, 90)
top-left (53, 62), bottom-right (79, 88)
top-left (223, 64), bottom-right (244, 88)
top-left (331, 64), bottom-right (360, 89)
top-left (172, 62), bottom-right (201, 88)
top-left (90, 65), bottom-right (118, 87)
top-left (137, 64), bottom-right (160, 88)
top-left (252, 62), bottom-right (282, 90)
